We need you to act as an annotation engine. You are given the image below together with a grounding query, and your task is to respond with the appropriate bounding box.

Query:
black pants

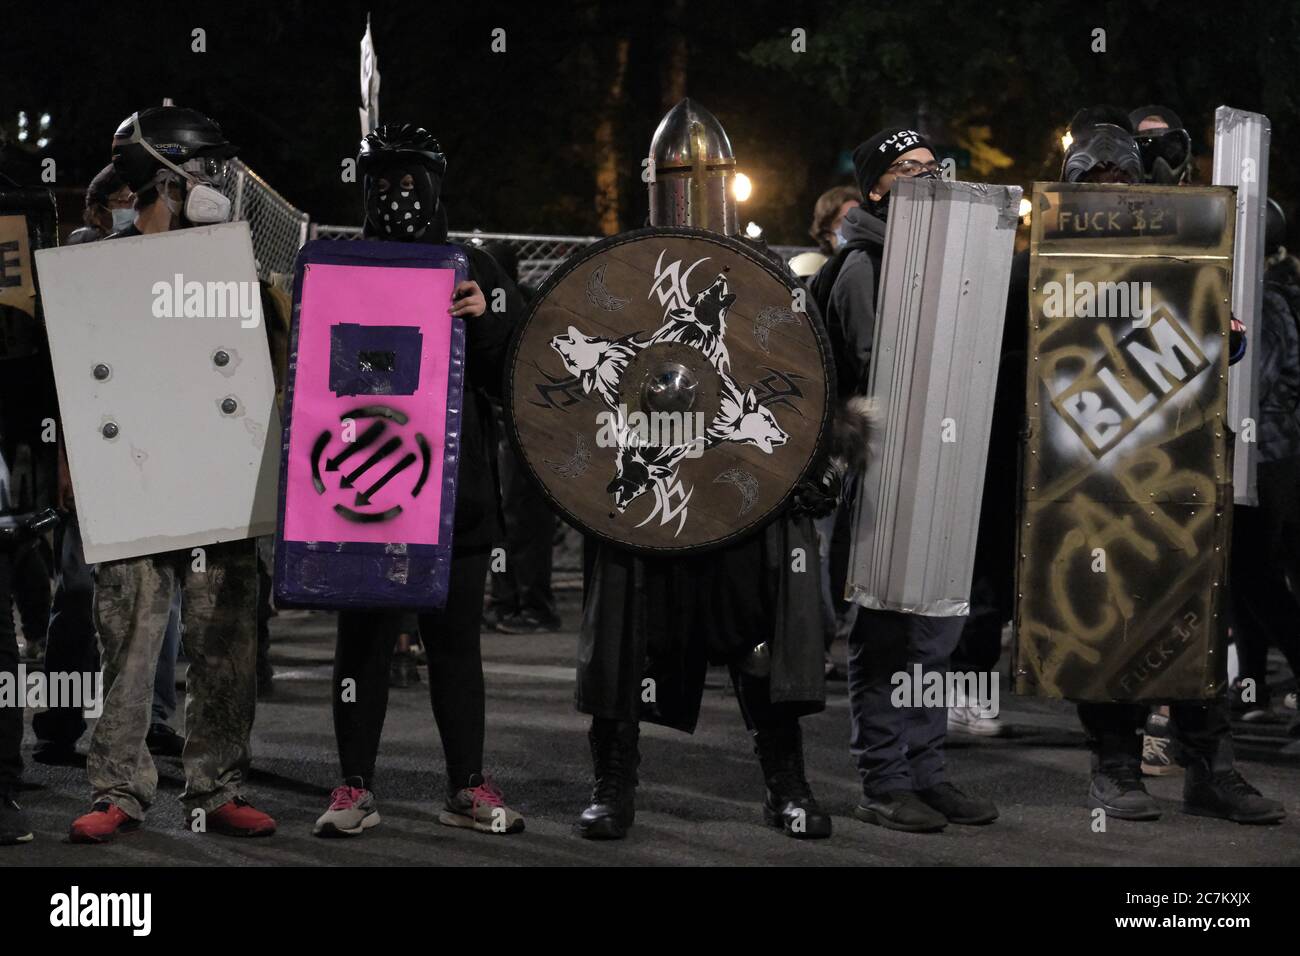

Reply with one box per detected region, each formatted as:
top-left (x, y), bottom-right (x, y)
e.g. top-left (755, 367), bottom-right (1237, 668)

top-left (952, 575), bottom-right (1005, 672)
top-left (31, 515), bottom-right (99, 746)
top-left (0, 548), bottom-right (21, 796)
top-left (332, 549), bottom-right (491, 793)
top-left (728, 665), bottom-right (797, 733)
top-left (10, 536), bottom-right (51, 647)
top-left (1077, 699), bottom-right (1233, 772)
top-left (488, 436), bottom-right (556, 619)
top-left (1230, 456), bottom-right (1300, 698)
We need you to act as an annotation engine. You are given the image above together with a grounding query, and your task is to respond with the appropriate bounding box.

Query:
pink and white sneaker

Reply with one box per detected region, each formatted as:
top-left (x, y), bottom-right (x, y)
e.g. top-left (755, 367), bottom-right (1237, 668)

top-left (439, 773), bottom-right (525, 834)
top-left (313, 777), bottom-right (380, 837)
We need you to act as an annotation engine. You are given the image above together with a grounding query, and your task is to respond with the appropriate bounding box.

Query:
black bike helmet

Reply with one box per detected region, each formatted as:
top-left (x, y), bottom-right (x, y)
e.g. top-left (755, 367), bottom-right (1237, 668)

top-left (357, 124), bottom-right (447, 177)
top-left (111, 106), bottom-right (237, 193)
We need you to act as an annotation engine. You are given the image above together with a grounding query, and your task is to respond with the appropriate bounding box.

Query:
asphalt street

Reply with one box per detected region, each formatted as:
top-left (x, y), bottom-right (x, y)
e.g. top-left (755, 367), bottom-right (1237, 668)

top-left (5, 592), bottom-right (1299, 867)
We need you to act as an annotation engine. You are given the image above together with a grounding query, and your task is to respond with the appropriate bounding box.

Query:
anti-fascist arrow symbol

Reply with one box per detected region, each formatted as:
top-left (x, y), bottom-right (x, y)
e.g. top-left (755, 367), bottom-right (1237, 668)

top-left (340, 436), bottom-right (402, 489)
top-left (355, 452), bottom-right (417, 506)
top-left (326, 421), bottom-right (385, 471)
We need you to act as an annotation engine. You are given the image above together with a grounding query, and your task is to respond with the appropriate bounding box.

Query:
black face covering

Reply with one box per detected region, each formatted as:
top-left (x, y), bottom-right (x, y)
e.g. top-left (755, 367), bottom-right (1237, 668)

top-left (868, 169), bottom-right (939, 222)
top-left (364, 163), bottom-right (441, 240)
top-left (1135, 128), bottom-right (1192, 185)
top-left (1063, 125), bottom-right (1143, 184)
top-left (866, 192), bottom-right (892, 222)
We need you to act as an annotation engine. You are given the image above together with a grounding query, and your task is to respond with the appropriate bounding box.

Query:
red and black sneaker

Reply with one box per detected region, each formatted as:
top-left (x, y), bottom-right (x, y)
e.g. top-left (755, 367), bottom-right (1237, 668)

top-left (206, 797), bottom-right (277, 837)
top-left (69, 802), bottom-right (140, 844)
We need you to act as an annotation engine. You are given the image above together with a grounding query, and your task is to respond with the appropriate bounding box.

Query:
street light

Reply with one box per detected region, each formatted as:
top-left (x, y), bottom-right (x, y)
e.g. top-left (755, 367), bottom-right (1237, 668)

top-left (732, 173), bottom-right (752, 203)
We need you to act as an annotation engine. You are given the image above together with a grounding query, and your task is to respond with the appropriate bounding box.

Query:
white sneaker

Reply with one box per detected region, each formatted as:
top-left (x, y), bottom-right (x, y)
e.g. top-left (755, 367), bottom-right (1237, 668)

top-left (947, 703), bottom-right (1006, 737)
top-left (1284, 691), bottom-right (1297, 712)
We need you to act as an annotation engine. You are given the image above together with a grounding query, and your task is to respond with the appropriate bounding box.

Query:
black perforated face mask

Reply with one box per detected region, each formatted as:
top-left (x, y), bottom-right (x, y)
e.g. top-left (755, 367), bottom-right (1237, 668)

top-left (364, 164), bottom-right (440, 239)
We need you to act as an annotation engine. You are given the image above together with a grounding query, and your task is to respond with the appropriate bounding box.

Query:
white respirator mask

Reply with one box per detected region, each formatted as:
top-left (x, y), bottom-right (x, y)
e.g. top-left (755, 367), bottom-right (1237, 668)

top-left (181, 180), bottom-right (232, 224)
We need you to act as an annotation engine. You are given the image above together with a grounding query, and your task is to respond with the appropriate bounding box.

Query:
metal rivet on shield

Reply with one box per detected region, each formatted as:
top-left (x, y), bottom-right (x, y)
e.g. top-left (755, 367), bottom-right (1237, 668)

top-left (93, 363), bottom-right (111, 380)
top-left (221, 398), bottom-right (238, 415)
top-left (213, 350), bottom-right (231, 367)
top-left (102, 422), bottom-right (119, 439)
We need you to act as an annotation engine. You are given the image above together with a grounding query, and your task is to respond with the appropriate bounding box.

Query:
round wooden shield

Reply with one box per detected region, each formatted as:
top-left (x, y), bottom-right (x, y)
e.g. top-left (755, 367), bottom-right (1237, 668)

top-left (505, 226), bottom-right (832, 554)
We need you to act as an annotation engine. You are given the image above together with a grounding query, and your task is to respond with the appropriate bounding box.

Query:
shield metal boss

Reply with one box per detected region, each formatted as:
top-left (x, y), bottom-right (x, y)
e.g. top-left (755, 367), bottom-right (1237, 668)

top-left (506, 226), bottom-right (832, 554)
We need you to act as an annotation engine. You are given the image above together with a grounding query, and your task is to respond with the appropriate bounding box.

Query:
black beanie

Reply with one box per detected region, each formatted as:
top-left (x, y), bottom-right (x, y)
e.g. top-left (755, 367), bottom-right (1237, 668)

top-left (853, 127), bottom-right (934, 196)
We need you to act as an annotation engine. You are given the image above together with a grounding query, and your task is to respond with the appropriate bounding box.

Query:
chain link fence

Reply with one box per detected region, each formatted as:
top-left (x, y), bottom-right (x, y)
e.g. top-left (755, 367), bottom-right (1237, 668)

top-left (310, 223), bottom-right (814, 287)
top-left (309, 224), bottom-right (605, 287)
top-left (220, 159), bottom-right (310, 288)
top-left (217, 160), bottom-right (813, 291)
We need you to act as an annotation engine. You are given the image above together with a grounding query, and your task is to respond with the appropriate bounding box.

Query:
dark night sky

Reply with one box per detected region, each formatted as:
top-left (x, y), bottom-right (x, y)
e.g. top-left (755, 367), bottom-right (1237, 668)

top-left (3, 0), bottom-right (1299, 244)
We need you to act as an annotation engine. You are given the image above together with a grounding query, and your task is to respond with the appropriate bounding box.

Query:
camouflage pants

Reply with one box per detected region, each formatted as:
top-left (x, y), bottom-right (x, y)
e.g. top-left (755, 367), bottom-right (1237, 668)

top-left (89, 539), bottom-right (258, 819)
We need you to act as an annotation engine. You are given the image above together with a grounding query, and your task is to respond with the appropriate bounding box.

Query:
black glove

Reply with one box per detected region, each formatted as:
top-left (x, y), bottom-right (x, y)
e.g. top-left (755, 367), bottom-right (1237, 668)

top-left (790, 460), bottom-right (844, 518)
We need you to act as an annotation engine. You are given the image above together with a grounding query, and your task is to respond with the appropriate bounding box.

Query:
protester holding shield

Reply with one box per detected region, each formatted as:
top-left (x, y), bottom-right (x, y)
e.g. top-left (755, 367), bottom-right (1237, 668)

top-left (312, 125), bottom-right (527, 838)
top-left (34, 162), bottom-right (187, 766)
top-left (67, 106), bottom-right (277, 842)
top-left (520, 99), bottom-right (835, 841)
top-left (818, 127), bottom-right (1000, 833)
top-left (1023, 107), bottom-right (1283, 825)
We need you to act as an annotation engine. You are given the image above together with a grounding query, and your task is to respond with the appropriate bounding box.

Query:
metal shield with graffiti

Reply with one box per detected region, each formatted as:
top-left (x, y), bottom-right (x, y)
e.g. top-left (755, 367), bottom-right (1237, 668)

top-left (1014, 183), bottom-right (1235, 701)
top-left (506, 227), bottom-right (832, 554)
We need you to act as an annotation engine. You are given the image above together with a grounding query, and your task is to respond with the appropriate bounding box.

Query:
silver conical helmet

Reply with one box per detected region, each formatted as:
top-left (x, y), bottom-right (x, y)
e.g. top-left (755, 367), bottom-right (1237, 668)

top-left (648, 98), bottom-right (738, 235)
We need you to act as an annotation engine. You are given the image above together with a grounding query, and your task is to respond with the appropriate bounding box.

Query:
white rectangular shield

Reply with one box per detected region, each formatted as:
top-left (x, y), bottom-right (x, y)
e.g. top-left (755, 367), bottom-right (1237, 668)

top-left (1212, 106), bottom-right (1270, 506)
top-left (36, 221), bottom-right (280, 563)
top-left (846, 178), bottom-right (1022, 616)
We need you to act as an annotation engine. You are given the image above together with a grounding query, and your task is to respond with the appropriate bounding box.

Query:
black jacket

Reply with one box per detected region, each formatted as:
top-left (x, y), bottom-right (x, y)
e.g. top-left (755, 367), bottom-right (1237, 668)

top-left (360, 215), bottom-right (523, 550)
top-left (1257, 275), bottom-right (1300, 463)
top-left (450, 243), bottom-right (523, 550)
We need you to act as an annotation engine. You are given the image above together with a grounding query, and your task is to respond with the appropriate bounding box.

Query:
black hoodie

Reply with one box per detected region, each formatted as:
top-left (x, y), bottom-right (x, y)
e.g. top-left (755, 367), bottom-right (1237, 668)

top-left (361, 217), bottom-right (523, 551)
top-left (821, 204), bottom-right (887, 397)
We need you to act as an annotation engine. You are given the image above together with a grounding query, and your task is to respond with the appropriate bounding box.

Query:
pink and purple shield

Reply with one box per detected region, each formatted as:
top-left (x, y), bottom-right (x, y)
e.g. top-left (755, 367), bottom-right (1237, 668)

top-left (274, 239), bottom-right (468, 609)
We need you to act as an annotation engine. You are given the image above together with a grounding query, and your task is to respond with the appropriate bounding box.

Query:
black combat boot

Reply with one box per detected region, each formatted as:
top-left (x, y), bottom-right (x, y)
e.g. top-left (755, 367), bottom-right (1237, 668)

top-left (753, 721), bottom-right (832, 839)
top-left (576, 718), bottom-right (640, 840)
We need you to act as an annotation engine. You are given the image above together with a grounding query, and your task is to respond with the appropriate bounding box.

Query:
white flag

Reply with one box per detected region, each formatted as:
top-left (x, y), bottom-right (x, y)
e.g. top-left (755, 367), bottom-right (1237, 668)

top-left (359, 14), bottom-right (381, 136)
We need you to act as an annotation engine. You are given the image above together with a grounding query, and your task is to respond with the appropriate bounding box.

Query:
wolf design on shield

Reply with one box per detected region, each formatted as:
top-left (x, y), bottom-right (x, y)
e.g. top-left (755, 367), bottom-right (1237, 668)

top-left (547, 251), bottom-right (789, 535)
